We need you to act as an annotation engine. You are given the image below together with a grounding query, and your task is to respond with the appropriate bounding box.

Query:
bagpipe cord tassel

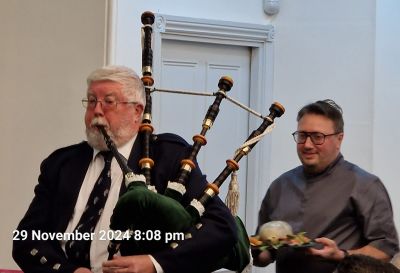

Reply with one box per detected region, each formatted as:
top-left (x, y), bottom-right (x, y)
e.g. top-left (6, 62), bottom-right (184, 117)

top-left (225, 171), bottom-right (239, 216)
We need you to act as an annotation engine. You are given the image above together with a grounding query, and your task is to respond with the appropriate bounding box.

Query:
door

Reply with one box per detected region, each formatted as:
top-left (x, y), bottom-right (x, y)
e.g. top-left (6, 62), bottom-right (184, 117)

top-left (152, 39), bottom-right (251, 220)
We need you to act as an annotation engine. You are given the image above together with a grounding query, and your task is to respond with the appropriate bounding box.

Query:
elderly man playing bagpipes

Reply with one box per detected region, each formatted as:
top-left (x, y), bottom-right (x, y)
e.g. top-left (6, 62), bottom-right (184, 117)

top-left (13, 65), bottom-right (239, 273)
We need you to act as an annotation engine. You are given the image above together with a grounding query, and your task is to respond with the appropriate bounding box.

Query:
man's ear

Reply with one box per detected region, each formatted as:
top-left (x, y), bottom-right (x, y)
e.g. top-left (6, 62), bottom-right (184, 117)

top-left (133, 103), bottom-right (144, 124)
top-left (135, 103), bottom-right (144, 115)
top-left (336, 132), bottom-right (344, 149)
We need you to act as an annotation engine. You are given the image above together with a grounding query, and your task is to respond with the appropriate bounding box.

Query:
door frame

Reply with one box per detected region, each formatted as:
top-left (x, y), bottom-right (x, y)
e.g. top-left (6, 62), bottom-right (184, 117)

top-left (152, 13), bottom-right (275, 233)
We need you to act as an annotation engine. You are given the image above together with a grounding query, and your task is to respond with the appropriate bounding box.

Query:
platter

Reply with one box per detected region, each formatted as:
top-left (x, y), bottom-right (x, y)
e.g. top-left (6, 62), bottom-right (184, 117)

top-left (249, 232), bottom-right (317, 250)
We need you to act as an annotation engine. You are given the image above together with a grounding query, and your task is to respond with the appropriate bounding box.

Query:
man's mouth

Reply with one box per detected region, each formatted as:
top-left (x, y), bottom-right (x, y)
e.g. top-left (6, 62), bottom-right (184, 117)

top-left (302, 151), bottom-right (317, 159)
top-left (91, 117), bottom-right (108, 129)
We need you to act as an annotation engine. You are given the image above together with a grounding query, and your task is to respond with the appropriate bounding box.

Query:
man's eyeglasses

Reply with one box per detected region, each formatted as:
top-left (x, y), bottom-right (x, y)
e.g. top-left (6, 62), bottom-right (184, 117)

top-left (82, 97), bottom-right (138, 111)
top-left (292, 131), bottom-right (341, 145)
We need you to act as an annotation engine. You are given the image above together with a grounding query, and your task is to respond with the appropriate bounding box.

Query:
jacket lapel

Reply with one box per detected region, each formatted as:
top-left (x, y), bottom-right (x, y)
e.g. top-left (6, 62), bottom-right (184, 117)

top-left (55, 143), bottom-right (93, 232)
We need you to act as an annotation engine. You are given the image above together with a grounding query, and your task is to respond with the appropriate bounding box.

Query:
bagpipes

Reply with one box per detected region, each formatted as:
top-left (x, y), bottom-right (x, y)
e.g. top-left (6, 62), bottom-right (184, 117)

top-left (100, 11), bottom-right (285, 272)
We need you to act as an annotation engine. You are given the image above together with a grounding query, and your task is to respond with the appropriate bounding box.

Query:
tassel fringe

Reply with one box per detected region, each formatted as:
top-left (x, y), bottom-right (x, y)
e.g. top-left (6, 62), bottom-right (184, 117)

top-left (225, 171), bottom-right (239, 216)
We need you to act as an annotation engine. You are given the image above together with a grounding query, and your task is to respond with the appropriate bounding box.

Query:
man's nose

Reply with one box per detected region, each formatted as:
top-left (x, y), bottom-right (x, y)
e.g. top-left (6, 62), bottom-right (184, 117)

top-left (93, 101), bottom-right (105, 115)
top-left (303, 135), bottom-right (314, 147)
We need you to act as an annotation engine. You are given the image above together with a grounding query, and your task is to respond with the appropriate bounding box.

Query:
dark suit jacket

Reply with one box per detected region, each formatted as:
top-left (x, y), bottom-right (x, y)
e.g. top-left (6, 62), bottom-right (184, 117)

top-left (13, 133), bottom-right (237, 273)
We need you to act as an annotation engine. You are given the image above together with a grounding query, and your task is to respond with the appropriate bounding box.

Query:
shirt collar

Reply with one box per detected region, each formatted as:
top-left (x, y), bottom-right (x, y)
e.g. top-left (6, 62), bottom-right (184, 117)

top-left (92, 134), bottom-right (137, 161)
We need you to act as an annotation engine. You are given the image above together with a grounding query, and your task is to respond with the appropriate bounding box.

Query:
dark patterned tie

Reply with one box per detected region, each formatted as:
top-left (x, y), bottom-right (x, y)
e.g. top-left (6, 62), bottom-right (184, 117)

top-left (65, 151), bottom-right (113, 267)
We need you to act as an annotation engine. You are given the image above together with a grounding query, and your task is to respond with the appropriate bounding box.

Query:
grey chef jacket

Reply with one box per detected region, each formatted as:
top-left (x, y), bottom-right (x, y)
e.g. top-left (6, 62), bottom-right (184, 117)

top-left (258, 154), bottom-right (399, 273)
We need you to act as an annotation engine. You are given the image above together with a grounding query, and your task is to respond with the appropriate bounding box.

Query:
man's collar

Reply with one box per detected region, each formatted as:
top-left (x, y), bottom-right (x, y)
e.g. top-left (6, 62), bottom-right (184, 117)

top-left (92, 134), bottom-right (137, 161)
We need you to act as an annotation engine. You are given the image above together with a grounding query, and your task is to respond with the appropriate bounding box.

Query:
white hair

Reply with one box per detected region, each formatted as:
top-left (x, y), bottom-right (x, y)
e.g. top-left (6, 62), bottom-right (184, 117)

top-left (86, 65), bottom-right (146, 107)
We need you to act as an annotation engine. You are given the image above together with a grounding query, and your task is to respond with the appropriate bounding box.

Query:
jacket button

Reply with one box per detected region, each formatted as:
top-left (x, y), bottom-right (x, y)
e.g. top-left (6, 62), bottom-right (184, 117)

top-left (30, 248), bottom-right (38, 256)
top-left (40, 256), bottom-right (47, 264)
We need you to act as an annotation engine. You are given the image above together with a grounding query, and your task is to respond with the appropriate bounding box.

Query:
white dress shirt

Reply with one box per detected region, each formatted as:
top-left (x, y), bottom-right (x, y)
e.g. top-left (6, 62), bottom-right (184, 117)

top-left (60, 136), bottom-right (163, 273)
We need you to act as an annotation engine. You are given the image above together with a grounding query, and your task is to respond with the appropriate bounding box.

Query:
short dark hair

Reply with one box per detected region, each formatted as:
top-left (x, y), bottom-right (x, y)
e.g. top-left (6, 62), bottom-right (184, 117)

top-left (337, 254), bottom-right (400, 273)
top-left (297, 99), bottom-right (344, 133)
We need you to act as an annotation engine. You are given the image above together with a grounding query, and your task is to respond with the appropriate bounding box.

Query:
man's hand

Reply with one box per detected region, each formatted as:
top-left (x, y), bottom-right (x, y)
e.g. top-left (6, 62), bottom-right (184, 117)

top-left (307, 237), bottom-right (345, 261)
top-left (308, 237), bottom-right (391, 262)
top-left (102, 255), bottom-right (156, 273)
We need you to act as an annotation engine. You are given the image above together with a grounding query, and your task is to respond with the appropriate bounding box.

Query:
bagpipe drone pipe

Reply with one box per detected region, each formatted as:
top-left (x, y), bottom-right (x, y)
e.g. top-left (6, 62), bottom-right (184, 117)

top-left (101, 11), bottom-right (285, 272)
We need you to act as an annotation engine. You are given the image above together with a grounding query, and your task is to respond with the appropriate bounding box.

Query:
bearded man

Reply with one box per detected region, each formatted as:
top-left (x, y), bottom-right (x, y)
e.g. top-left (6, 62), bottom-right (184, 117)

top-left (13, 66), bottom-right (237, 273)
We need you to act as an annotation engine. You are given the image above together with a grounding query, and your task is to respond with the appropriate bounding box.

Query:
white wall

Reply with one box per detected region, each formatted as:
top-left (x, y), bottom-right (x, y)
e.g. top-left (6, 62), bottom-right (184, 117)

top-left (374, 0), bottom-right (400, 227)
top-left (270, 0), bottom-right (376, 176)
top-left (1, 0), bottom-right (399, 271)
top-left (0, 0), bottom-right (108, 269)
